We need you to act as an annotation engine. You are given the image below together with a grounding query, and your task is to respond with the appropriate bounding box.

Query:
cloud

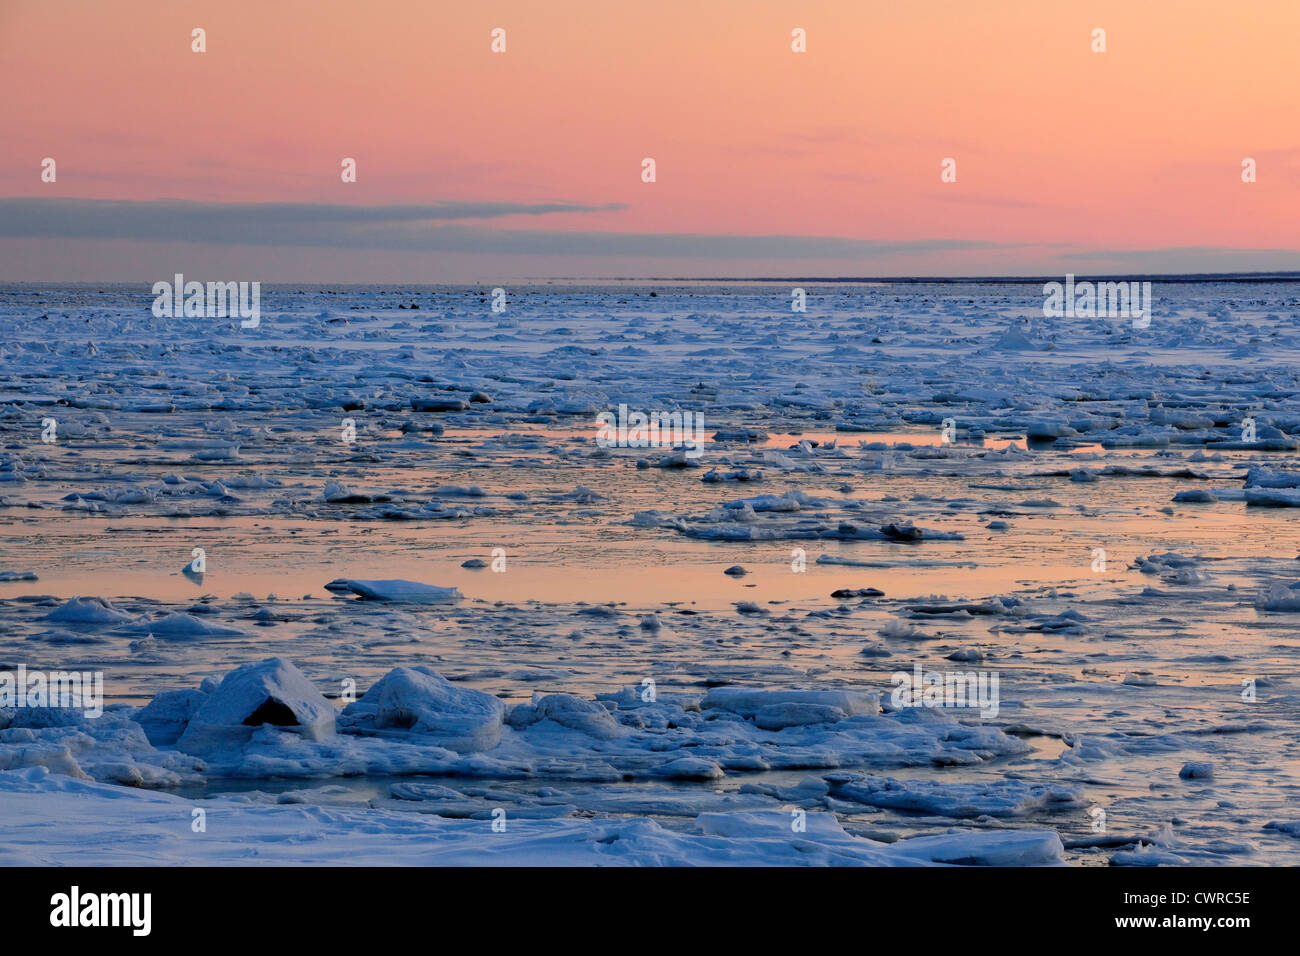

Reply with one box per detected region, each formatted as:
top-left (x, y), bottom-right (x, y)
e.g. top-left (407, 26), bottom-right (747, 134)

top-left (0, 197), bottom-right (625, 240)
top-left (0, 197), bottom-right (1024, 259)
top-left (353, 230), bottom-right (1013, 259)
top-left (7, 200), bottom-right (1293, 276)
top-left (1060, 245), bottom-right (1300, 260)
top-left (1057, 246), bottom-right (1300, 273)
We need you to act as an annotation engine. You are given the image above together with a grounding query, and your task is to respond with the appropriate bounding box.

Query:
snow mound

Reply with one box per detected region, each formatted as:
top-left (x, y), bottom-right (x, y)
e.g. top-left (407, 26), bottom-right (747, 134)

top-left (990, 326), bottom-right (1039, 351)
top-left (753, 702), bottom-right (848, 730)
top-left (702, 687), bottom-right (878, 719)
top-left (176, 658), bottom-right (335, 756)
top-left (133, 689), bottom-right (208, 746)
top-left (339, 666), bottom-right (505, 752)
top-left (44, 596), bottom-right (135, 626)
top-left (117, 613), bottom-right (243, 639)
top-left (507, 693), bottom-right (630, 740)
top-left (1255, 583), bottom-right (1300, 612)
top-left (826, 774), bottom-right (1085, 818)
top-left (328, 579), bottom-right (461, 603)
top-left (1244, 467), bottom-right (1300, 489)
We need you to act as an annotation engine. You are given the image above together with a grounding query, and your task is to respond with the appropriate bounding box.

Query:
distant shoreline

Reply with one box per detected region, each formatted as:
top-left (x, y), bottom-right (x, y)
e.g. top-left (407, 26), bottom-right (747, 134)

top-left (571, 272), bottom-right (1300, 285)
top-left (4, 272), bottom-right (1300, 288)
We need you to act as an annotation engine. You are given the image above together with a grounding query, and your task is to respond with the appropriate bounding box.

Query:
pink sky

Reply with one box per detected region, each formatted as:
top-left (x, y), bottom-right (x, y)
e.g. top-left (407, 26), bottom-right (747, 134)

top-left (2, 0), bottom-right (1298, 279)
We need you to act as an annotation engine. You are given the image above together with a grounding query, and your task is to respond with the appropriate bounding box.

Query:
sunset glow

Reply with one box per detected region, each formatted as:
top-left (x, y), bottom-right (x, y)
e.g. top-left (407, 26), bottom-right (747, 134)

top-left (2, 0), bottom-right (1298, 278)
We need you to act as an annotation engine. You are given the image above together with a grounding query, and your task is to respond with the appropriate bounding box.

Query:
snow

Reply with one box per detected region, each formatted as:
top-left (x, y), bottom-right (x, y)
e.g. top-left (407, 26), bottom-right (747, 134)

top-left (44, 596), bottom-right (135, 626)
top-left (0, 656), bottom-right (1031, 789)
top-left (175, 658), bottom-right (336, 756)
top-left (701, 687), bottom-right (878, 719)
top-left (0, 767), bottom-right (1064, 866)
top-left (5, 280), bottom-right (1300, 865)
top-left (339, 666), bottom-right (505, 751)
top-left (326, 579), bottom-right (461, 603)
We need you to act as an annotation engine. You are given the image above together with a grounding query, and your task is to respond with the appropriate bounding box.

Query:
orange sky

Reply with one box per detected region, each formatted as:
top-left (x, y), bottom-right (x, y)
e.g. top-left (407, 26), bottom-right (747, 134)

top-left (2, 0), bottom-right (1298, 279)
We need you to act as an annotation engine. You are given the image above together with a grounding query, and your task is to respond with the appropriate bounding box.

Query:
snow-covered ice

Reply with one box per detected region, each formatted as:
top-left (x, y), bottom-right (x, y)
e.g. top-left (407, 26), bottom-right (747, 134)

top-left (3, 281), bottom-right (1300, 865)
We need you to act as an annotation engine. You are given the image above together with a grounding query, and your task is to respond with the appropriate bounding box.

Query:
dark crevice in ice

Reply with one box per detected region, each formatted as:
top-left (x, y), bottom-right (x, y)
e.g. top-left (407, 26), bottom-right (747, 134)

top-left (243, 698), bottom-right (300, 727)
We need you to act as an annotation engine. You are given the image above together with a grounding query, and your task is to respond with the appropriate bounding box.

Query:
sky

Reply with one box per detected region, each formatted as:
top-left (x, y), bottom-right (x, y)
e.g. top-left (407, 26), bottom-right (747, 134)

top-left (2, 0), bottom-right (1298, 281)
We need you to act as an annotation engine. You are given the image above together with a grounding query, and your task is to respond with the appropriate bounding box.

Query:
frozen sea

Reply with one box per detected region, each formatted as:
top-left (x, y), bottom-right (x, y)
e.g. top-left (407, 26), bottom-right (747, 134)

top-left (1, 280), bottom-right (1299, 866)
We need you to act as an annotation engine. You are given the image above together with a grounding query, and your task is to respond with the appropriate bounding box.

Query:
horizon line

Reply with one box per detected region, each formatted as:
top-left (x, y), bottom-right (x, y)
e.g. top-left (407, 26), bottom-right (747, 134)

top-left (4, 271), bottom-right (1300, 287)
